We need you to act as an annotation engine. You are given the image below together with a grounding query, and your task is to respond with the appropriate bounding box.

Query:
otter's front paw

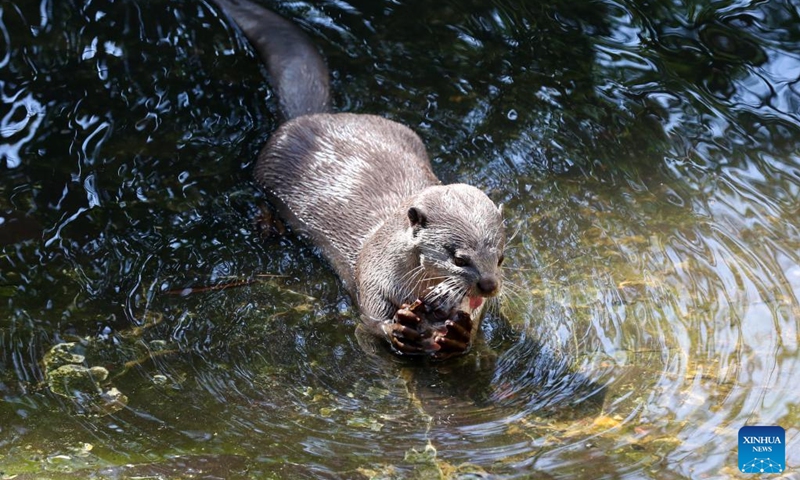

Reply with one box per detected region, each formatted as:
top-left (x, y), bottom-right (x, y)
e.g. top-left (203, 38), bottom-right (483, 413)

top-left (431, 310), bottom-right (473, 360)
top-left (385, 303), bottom-right (428, 355)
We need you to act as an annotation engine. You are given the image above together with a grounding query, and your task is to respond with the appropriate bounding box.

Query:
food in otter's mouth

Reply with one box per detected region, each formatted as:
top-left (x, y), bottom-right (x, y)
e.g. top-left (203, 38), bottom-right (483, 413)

top-left (389, 289), bottom-right (477, 360)
top-left (468, 296), bottom-right (484, 311)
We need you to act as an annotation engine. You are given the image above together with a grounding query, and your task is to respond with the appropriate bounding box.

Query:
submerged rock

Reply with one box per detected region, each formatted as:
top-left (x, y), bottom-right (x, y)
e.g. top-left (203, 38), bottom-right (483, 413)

top-left (94, 387), bottom-right (129, 416)
top-left (42, 342), bottom-right (85, 371)
top-left (42, 342), bottom-right (128, 416)
top-left (47, 364), bottom-right (103, 398)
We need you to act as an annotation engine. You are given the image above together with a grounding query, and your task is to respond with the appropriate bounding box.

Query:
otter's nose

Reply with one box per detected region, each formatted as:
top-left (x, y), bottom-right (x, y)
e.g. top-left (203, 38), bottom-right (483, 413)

top-left (477, 277), bottom-right (499, 296)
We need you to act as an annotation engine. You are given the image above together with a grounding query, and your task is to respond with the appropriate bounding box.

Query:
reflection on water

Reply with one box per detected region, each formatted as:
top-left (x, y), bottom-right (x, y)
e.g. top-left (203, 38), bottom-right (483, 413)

top-left (1, 0), bottom-right (799, 478)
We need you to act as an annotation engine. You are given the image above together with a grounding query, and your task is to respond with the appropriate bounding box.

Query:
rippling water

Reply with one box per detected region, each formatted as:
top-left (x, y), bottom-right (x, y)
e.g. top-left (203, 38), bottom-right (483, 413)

top-left (1, 0), bottom-right (798, 478)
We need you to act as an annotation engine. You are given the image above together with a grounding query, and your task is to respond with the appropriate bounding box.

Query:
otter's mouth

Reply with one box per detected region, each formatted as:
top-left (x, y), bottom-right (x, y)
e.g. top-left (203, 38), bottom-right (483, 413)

top-left (457, 295), bottom-right (485, 319)
top-left (468, 296), bottom-right (484, 311)
top-left (419, 283), bottom-right (487, 321)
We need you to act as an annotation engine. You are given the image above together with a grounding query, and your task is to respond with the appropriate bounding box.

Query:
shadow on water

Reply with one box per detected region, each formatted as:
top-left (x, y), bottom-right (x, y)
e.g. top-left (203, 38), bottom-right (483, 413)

top-left (1, 0), bottom-right (800, 478)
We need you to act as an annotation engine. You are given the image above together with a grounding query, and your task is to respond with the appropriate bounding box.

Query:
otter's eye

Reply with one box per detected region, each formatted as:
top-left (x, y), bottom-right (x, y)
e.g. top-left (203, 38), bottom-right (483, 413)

top-left (454, 255), bottom-right (470, 268)
top-left (497, 254), bottom-right (505, 266)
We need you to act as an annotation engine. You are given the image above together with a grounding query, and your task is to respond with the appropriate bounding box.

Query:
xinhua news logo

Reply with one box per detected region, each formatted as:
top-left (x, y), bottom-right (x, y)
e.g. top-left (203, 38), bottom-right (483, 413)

top-left (738, 425), bottom-right (785, 474)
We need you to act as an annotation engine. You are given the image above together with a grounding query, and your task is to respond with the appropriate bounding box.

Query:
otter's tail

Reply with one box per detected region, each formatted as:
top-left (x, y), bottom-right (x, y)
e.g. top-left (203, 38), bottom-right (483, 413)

top-left (210, 0), bottom-right (331, 120)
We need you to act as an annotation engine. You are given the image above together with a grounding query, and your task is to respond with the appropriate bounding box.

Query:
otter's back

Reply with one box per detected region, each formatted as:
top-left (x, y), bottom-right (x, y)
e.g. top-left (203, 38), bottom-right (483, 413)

top-left (255, 113), bottom-right (439, 289)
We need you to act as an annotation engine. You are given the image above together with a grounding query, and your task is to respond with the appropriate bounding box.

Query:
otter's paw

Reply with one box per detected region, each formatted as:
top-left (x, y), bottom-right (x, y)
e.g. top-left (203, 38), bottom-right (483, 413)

top-left (386, 303), bottom-right (428, 355)
top-left (431, 310), bottom-right (473, 360)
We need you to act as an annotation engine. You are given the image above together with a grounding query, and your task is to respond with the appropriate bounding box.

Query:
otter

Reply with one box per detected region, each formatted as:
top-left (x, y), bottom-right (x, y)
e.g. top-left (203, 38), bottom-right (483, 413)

top-left (210, 0), bottom-right (505, 359)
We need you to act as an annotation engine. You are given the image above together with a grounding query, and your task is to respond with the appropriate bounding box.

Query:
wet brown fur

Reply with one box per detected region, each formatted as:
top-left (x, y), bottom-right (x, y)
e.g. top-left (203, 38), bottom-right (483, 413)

top-left (211, 0), bottom-right (505, 353)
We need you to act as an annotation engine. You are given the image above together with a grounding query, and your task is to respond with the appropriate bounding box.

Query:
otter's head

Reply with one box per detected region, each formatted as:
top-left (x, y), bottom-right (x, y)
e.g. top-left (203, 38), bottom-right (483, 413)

top-left (407, 184), bottom-right (505, 314)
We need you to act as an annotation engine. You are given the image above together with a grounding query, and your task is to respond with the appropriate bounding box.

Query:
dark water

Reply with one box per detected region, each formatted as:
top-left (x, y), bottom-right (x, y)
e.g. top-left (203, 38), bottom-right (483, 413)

top-left (1, 0), bottom-right (799, 478)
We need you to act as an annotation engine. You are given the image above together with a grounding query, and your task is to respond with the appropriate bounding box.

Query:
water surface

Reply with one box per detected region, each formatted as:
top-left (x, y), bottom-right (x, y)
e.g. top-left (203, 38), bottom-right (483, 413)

top-left (1, 0), bottom-right (799, 478)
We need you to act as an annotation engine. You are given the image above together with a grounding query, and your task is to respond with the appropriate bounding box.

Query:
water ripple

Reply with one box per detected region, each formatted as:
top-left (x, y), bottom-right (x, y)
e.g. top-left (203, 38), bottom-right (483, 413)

top-left (1, 0), bottom-right (800, 477)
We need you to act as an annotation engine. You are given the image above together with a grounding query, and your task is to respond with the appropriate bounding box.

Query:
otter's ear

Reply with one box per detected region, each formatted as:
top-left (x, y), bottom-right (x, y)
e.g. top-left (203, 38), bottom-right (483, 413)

top-left (407, 206), bottom-right (427, 228)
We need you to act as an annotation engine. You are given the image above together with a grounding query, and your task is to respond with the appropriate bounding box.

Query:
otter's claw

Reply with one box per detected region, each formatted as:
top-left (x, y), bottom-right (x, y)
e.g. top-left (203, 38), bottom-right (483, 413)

top-left (387, 303), bottom-right (434, 355)
top-left (432, 311), bottom-right (473, 360)
top-left (395, 305), bottom-right (422, 327)
top-left (388, 301), bottom-right (474, 359)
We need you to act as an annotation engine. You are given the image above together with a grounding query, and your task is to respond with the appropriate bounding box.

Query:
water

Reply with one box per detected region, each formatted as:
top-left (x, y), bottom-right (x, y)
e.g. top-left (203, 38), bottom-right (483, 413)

top-left (1, 0), bottom-right (799, 478)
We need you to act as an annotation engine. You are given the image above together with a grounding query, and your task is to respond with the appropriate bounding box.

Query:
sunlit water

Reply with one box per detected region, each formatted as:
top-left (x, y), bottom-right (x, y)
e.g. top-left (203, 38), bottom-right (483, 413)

top-left (1, 0), bottom-right (798, 478)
